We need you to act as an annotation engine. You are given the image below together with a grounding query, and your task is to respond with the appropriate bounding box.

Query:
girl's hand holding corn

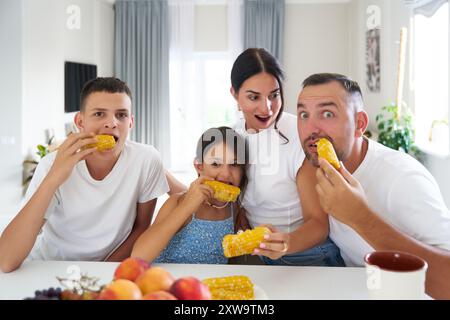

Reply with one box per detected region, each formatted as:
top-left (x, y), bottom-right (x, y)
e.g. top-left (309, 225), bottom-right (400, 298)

top-left (179, 176), bottom-right (215, 213)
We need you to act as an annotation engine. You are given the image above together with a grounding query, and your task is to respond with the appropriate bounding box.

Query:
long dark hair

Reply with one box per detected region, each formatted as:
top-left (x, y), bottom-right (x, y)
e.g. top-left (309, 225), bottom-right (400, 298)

top-left (195, 127), bottom-right (249, 229)
top-left (231, 48), bottom-right (288, 143)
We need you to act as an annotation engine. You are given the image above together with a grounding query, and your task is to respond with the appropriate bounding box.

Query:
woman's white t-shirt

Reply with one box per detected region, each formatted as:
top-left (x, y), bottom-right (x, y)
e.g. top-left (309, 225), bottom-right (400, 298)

top-left (24, 141), bottom-right (169, 261)
top-left (234, 112), bottom-right (305, 233)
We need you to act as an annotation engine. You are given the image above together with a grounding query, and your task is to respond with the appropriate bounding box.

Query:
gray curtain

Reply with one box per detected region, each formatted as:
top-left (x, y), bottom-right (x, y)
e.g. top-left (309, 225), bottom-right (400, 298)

top-left (244, 0), bottom-right (285, 62)
top-left (404, 0), bottom-right (448, 17)
top-left (115, 0), bottom-right (170, 165)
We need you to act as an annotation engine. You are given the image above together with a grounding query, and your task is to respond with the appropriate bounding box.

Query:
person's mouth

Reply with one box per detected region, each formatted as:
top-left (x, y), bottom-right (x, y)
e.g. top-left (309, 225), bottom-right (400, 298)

top-left (217, 179), bottom-right (237, 187)
top-left (99, 133), bottom-right (119, 146)
top-left (308, 139), bottom-right (319, 153)
top-left (254, 114), bottom-right (272, 125)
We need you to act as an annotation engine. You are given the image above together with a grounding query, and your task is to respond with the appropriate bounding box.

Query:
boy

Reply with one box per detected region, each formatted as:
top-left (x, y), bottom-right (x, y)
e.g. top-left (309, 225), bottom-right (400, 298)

top-left (0, 77), bottom-right (169, 272)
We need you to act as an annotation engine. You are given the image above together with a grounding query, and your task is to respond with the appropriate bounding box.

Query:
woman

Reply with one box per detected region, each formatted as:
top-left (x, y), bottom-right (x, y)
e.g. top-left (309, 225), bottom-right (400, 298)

top-left (231, 48), bottom-right (344, 266)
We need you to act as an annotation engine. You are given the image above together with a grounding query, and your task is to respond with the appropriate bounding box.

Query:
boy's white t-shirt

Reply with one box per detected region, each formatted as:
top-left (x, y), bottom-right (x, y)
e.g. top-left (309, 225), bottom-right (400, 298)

top-left (330, 138), bottom-right (450, 266)
top-left (234, 112), bottom-right (305, 233)
top-left (25, 140), bottom-right (169, 261)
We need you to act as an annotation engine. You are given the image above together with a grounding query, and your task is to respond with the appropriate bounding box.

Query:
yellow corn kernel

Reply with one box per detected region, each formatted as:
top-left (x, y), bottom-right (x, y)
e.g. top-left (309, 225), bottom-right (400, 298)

top-left (222, 227), bottom-right (271, 258)
top-left (209, 288), bottom-right (254, 300)
top-left (84, 135), bottom-right (116, 152)
top-left (317, 138), bottom-right (340, 169)
top-left (204, 180), bottom-right (240, 202)
top-left (202, 276), bottom-right (254, 300)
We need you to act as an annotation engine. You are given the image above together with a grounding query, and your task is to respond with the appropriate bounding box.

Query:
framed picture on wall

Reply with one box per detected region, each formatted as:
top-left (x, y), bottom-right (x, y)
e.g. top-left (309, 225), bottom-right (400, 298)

top-left (366, 28), bottom-right (380, 92)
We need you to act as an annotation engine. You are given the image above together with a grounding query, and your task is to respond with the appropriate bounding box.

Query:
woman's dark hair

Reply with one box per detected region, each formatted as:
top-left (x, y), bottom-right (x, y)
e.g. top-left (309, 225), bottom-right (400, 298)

top-left (195, 126), bottom-right (249, 228)
top-left (231, 48), bottom-right (288, 143)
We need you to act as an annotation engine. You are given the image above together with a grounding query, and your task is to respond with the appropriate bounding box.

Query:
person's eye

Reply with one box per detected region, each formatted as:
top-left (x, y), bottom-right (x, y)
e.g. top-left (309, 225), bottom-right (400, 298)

top-left (270, 92), bottom-right (280, 99)
top-left (323, 111), bottom-right (334, 118)
top-left (117, 112), bottom-right (128, 119)
top-left (248, 95), bottom-right (258, 101)
top-left (298, 111), bottom-right (308, 119)
top-left (211, 162), bottom-right (220, 167)
top-left (94, 112), bottom-right (103, 117)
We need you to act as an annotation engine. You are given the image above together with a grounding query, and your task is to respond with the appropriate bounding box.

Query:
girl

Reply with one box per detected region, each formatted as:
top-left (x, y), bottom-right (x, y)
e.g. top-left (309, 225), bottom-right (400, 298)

top-left (231, 48), bottom-right (345, 266)
top-left (131, 127), bottom-right (248, 264)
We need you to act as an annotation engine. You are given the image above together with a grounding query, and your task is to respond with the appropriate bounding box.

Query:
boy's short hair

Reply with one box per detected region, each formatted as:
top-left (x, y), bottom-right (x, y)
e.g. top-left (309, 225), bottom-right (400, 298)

top-left (79, 77), bottom-right (132, 112)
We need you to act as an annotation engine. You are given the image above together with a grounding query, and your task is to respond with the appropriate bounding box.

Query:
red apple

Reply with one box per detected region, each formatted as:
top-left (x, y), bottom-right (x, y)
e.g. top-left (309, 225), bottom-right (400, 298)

top-left (142, 291), bottom-right (178, 300)
top-left (169, 277), bottom-right (212, 300)
top-left (98, 279), bottom-right (142, 300)
top-left (113, 257), bottom-right (149, 282)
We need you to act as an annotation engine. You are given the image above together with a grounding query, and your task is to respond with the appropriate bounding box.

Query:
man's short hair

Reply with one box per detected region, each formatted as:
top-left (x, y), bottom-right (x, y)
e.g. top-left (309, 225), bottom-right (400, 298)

top-left (79, 77), bottom-right (132, 112)
top-left (302, 73), bottom-right (363, 99)
top-left (302, 73), bottom-right (364, 113)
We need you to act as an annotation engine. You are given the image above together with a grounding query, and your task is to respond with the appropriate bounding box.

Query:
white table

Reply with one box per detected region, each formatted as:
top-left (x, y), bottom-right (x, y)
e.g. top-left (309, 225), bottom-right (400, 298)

top-left (0, 260), bottom-right (370, 300)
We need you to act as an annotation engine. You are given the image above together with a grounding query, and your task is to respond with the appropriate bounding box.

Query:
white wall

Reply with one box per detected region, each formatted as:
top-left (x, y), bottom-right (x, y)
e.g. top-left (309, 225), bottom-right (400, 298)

top-left (195, 4), bottom-right (228, 51)
top-left (192, 2), bottom-right (351, 115)
top-left (0, 0), bottom-right (23, 217)
top-left (348, 0), bottom-right (412, 133)
top-left (0, 0), bottom-right (114, 220)
top-left (22, 0), bottom-right (115, 157)
top-left (284, 2), bottom-right (350, 114)
top-left (348, 0), bottom-right (450, 206)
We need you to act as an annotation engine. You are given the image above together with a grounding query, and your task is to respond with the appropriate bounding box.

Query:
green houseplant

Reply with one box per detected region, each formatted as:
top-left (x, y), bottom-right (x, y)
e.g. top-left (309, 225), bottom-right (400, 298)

top-left (375, 104), bottom-right (422, 161)
top-left (22, 139), bottom-right (53, 195)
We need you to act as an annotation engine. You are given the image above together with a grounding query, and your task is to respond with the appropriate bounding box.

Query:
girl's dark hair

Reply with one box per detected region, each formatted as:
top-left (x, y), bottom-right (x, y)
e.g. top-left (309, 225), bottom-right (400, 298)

top-left (195, 127), bottom-right (249, 229)
top-left (231, 48), bottom-right (288, 143)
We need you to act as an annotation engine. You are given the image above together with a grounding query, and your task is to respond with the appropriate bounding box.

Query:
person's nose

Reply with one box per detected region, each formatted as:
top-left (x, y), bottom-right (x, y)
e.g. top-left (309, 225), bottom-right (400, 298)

top-left (217, 164), bottom-right (233, 182)
top-left (104, 115), bottom-right (118, 129)
top-left (304, 117), bottom-right (322, 137)
top-left (258, 97), bottom-right (272, 115)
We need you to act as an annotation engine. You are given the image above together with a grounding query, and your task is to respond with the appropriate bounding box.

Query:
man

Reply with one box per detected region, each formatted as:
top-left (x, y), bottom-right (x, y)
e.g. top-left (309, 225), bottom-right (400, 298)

top-left (0, 77), bottom-right (172, 272)
top-left (297, 73), bottom-right (450, 299)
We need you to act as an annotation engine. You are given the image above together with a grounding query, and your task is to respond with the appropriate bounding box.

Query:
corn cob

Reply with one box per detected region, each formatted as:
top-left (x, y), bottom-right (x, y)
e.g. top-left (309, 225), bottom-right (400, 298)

top-left (202, 276), bottom-right (254, 300)
top-left (317, 138), bottom-right (340, 169)
top-left (222, 226), bottom-right (271, 258)
top-left (204, 180), bottom-right (240, 202)
top-left (84, 135), bottom-right (116, 152)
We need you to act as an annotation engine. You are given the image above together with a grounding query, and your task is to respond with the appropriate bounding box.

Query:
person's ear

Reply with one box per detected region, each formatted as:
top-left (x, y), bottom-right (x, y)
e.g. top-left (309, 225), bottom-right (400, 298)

top-left (129, 114), bottom-right (135, 129)
top-left (193, 159), bottom-right (203, 175)
top-left (355, 111), bottom-right (369, 138)
top-left (74, 112), bottom-right (84, 131)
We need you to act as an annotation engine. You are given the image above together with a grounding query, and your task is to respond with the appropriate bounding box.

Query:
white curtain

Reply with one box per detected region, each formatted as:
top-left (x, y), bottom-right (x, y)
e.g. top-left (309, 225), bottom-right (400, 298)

top-left (228, 0), bottom-right (244, 61)
top-left (168, 0), bottom-right (245, 171)
top-left (168, 0), bottom-right (200, 171)
top-left (405, 0), bottom-right (448, 17)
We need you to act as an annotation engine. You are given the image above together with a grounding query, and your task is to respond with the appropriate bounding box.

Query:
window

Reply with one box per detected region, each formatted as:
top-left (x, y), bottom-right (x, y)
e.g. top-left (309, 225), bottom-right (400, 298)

top-left (169, 51), bottom-right (237, 171)
top-left (413, 2), bottom-right (449, 155)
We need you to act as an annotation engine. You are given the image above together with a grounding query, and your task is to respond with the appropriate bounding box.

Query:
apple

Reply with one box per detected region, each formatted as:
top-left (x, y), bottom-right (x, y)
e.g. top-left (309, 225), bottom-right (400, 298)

top-left (135, 267), bottom-right (175, 295)
top-left (169, 277), bottom-right (212, 300)
top-left (142, 291), bottom-right (178, 300)
top-left (98, 279), bottom-right (142, 300)
top-left (113, 257), bottom-right (149, 282)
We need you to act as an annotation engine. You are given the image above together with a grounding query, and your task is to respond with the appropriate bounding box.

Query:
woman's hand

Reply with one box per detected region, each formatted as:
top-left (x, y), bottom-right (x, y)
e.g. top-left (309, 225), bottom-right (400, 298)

top-left (253, 224), bottom-right (290, 260)
top-left (180, 176), bottom-right (214, 213)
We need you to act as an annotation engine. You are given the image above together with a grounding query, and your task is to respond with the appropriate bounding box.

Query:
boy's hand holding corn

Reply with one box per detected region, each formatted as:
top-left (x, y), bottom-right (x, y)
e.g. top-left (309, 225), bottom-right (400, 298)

top-left (47, 133), bottom-right (98, 187)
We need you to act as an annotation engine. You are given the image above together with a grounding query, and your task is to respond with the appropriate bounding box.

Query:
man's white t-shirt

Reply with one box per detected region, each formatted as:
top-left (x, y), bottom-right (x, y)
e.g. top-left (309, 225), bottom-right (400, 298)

top-left (25, 140), bottom-right (169, 261)
top-left (330, 138), bottom-right (450, 266)
top-left (234, 112), bottom-right (306, 233)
